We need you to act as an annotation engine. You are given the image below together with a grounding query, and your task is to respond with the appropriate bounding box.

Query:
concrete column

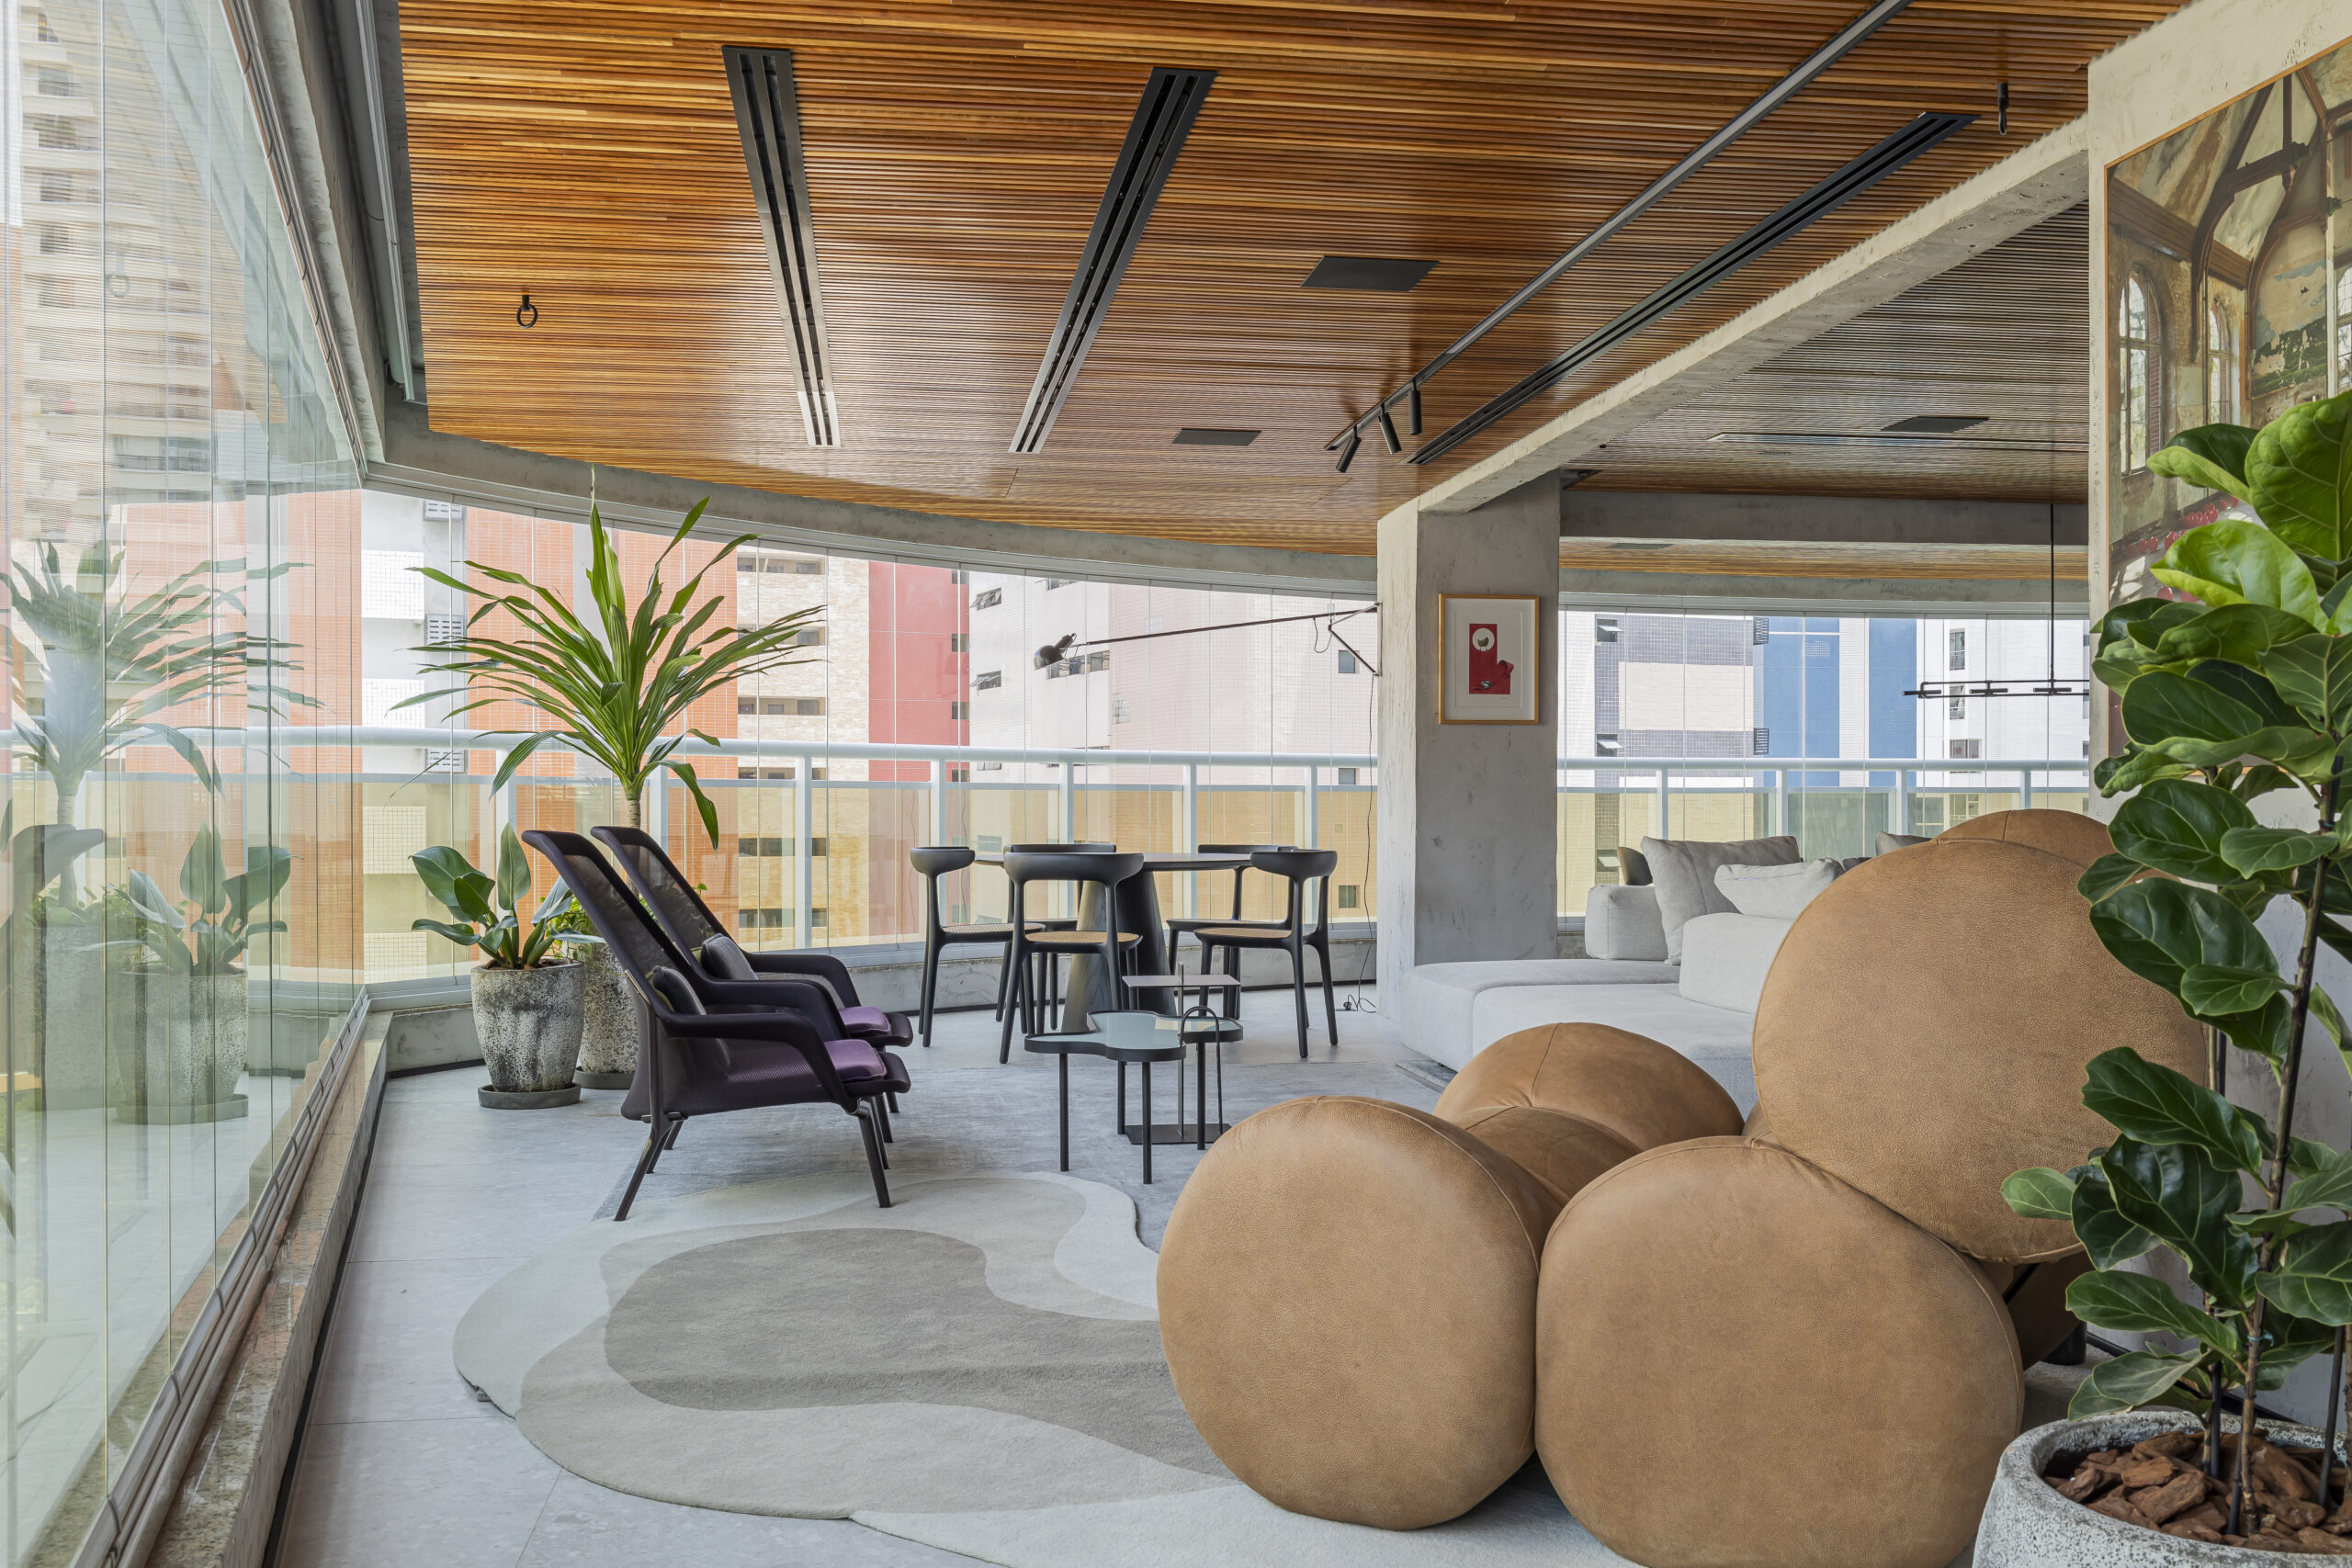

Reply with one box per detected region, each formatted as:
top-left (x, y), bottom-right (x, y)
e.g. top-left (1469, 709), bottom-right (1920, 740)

top-left (1375, 476), bottom-right (1561, 1007)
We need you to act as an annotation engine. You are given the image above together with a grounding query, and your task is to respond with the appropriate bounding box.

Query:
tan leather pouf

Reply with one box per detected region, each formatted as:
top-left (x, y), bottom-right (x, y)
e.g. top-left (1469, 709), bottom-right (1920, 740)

top-left (1537, 1138), bottom-right (2023, 1568)
top-left (1159, 1097), bottom-right (1561, 1529)
top-left (1434, 1021), bottom-right (1744, 1150)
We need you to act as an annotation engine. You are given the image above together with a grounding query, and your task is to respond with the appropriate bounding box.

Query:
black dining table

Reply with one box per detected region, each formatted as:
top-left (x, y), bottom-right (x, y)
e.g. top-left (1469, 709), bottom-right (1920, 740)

top-left (978, 852), bottom-right (1258, 1030)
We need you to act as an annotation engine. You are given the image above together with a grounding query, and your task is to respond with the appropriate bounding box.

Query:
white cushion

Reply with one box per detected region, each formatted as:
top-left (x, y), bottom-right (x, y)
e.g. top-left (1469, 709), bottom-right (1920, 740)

top-left (1639, 835), bottom-right (1799, 963)
top-left (1584, 884), bottom-right (1668, 961)
top-left (1466, 982), bottom-right (1756, 1111)
top-left (1713, 860), bottom-right (1838, 919)
top-left (1397, 958), bottom-right (1677, 1066)
top-left (1678, 912), bottom-right (1793, 1014)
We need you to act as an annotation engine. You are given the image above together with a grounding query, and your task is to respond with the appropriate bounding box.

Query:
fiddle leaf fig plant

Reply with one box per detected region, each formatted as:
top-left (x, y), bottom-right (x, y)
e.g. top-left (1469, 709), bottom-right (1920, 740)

top-left (410, 827), bottom-right (564, 970)
top-left (2003, 386), bottom-right (2352, 1531)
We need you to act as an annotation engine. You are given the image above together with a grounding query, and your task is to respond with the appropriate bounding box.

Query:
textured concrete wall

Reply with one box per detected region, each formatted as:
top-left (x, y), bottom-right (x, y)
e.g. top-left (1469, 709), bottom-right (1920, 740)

top-left (1375, 479), bottom-right (1562, 1008)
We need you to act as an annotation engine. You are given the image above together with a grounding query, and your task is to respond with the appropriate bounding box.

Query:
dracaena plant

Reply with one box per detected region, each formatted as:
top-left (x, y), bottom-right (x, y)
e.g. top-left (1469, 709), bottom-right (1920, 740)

top-left (2001, 386), bottom-right (2352, 1527)
top-left (410, 827), bottom-right (564, 970)
top-left (400, 501), bottom-right (821, 844)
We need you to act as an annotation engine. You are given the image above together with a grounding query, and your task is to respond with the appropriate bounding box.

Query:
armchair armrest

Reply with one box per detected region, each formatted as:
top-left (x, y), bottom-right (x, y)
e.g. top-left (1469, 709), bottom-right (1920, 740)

top-left (742, 949), bottom-right (859, 1007)
top-left (695, 975), bottom-right (852, 1041)
top-left (1583, 884), bottom-right (1668, 962)
top-left (652, 1003), bottom-right (854, 1102)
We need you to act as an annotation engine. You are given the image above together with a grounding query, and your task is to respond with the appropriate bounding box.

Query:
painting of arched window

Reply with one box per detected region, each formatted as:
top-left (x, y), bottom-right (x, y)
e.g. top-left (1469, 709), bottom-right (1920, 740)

top-left (2207, 300), bottom-right (2238, 424)
top-left (2335, 270), bottom-right (2352, 386)
top-left (2119, 273), bottom-right (2159, 471)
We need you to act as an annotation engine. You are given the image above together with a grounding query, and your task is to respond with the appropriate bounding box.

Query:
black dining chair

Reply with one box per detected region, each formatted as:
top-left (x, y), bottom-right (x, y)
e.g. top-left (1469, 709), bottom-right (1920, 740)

top-left (591, 825), bottom-right (911, 1051)
top-left (1002, 842), bottom-right (1114, 1022)
top-left (1163, 842), bottom-right (1287, 992)
top-left (910, 845), bottom-right (1035, 1048)
top-left (998, 851), bottom-right (1147, 1064)
top-left (1196, 848), bottom-right (1341, 1057)
top-left (524, 830), bottom-right (910, 1216)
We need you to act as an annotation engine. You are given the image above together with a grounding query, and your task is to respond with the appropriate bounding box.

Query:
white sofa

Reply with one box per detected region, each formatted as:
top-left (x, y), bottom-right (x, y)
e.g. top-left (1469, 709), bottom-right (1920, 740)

top-left (1398, 882), bottom-right (1794, 1111)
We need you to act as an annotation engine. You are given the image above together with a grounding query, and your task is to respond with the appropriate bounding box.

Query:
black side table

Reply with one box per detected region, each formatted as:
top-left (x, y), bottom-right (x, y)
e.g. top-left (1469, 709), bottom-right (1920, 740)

top-left (1025, 1011), bottom-right (1188, 1181)
top-left (1119, 974), bottom-right (1245, 1151)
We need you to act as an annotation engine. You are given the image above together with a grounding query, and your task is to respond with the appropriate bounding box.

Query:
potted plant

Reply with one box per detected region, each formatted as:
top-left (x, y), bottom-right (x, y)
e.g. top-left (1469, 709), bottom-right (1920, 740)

top-left (536, 891), bottom-right (636, 1089)
top-left (105, 826), bottom-right (289, 1123)
top-left (1979, 388), bottom-right (2352, 1560)
top-left (412, 827), bottom-right (584, 1109)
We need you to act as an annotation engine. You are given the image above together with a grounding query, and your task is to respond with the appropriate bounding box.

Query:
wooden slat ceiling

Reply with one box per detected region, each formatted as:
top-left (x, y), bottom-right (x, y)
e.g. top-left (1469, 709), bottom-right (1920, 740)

top-left (399, 1), bottom-right (2180, 560)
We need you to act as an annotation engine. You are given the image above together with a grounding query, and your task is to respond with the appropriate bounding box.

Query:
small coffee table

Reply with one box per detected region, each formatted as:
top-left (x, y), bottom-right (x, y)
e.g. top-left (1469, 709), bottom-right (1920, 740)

top-left (1024, 1009), bottom-right (1235, 1182)
top-left (1119, 975), bottom-right (1245, 1151)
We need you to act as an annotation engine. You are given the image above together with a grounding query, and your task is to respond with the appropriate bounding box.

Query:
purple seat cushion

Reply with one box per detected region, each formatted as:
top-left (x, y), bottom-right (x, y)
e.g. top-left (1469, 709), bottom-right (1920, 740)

top-left (840, 1005), bottom-right (892, 1036)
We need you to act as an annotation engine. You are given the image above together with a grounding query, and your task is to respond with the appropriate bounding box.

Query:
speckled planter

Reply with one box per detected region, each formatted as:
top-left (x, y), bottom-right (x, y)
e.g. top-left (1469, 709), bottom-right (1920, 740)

top-left (472, 962), bottom-right (583, 1109)
top-left (566, 941), bottom-right (639, 1089)
top-left (1977, 1409), bottom-right (2345, 1564)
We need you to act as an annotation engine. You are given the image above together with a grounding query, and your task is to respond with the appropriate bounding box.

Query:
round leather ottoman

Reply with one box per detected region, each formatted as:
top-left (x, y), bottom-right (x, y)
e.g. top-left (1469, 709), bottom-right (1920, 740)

top-left (1159, 1096), bottom-right (1561, 1529)
top-left (1434, 1021), bottom-right (1743, 1150)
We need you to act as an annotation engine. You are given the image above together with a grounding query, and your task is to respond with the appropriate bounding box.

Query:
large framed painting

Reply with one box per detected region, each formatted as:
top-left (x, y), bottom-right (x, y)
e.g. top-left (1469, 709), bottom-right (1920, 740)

top-left (1439, 594), bottom-right (1542, 724)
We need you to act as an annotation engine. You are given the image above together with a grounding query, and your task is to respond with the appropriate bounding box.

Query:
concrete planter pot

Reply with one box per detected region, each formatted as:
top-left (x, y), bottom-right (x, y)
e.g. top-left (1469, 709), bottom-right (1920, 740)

top-left (112, 971), bottom-right (250, 1124)
top-left (1978, 1409), bottom-right (2344, 1564)
top-left (472, 962), bottom-right (584, 1109)
top-left (566, 941), bottom-right (639, 1089)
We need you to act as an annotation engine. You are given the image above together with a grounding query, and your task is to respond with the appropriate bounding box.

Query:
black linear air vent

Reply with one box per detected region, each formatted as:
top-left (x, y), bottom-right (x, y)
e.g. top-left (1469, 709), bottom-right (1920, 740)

top-left (1408, 111), bottom-right (1975, 468)
top-left (1301, 255), bottom-right (1438, 291)
top-left (1173, 427), bottom-right (1259, 446)
top-left (724, 47), bottom-right (841, 448)
top-left (1010, 66), bottom-right (1216, 455)
top-left (1884, 414), bottom-right (1986, 434)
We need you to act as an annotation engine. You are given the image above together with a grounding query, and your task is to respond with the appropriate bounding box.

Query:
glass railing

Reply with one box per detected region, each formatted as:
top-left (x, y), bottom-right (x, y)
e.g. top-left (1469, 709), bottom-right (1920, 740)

top-left (308, 729), bottom-right (2089, 982)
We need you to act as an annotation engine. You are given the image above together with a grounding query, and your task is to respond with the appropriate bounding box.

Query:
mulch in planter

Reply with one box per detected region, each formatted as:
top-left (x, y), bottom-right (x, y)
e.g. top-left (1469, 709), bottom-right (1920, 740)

top-left (2044, 1427), bottom-right (2352, 1554)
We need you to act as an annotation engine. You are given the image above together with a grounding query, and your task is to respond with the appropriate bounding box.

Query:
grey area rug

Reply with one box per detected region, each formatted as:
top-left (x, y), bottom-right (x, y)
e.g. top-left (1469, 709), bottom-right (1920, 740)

top-left (594, 1058), bottom-right (1442, 1248)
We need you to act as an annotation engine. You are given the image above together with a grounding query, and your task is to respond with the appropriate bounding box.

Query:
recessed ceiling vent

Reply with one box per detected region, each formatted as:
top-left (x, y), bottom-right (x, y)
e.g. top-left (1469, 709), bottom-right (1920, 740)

top-left (1173, 427), bottom-right (1259, 446)
top-left (1409, 111), bottom-right (1975, 467)
top-left (1302, 256), bottom-right (1438, 291)
top-left (724, 46), bottom-right (841, 448)
top-left (1884, 414), bottom-right (1987, 434)
top-left (1010, 66), bottom-right (1216, 455)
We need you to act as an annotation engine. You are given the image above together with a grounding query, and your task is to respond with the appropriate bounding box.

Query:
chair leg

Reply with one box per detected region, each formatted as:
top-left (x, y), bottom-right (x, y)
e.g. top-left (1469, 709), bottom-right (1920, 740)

top-left (873, 1095), bottom-right (894, 1145)
top-left (855, 1107), bottom-right (892, 1208)
top-left (1290, 942), bottom-right (1309, 1058)
top-left (999, 940), bottom-right (1025, 1065)
top-left (646, 1113), bottom-right (678, 1171)
top-left (919, 936), bottom-right (942, 1047)
top-left (888, 1090), bottom-right (900, 1114)
top-left (1317, 938), bottom-right (1340, 1043)
top-left (662, 1114), bottom-right (687, 1151)
top-left (1057, 1053), bottom-right (1070, 1172)
top-left (615, 1128), bottom-right (661, 1222)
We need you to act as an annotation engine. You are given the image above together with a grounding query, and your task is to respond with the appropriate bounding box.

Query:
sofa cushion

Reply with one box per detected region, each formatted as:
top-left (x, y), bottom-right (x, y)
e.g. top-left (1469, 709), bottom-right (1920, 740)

top-left (1713, 859), bottom-right (1838, 919)
top-left (1398, 958), bottom-right (1677, 1064)
top-left (1618, 845), bottom-right (1652, 886)
top-left (1465, 983), bottom-right (1756, 1111)
top-left (1677, 912), bottom-right (1794, 1013)
top-left (1639, 835), bottom-right (1798, 962)
top-left (1876, 830), bottom-right (1928, 854)
top-left (1584, 884), bottom-right (1669, 961)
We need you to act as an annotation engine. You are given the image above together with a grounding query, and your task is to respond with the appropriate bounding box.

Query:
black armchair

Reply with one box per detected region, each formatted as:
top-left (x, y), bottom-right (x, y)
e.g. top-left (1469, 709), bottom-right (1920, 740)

top-left (525, 829), bottom-right (910, 1217)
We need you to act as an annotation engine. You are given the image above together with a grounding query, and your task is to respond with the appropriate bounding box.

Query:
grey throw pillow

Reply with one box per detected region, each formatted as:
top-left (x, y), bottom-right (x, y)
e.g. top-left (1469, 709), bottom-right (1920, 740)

top-left (1876, 831), bottom-right (1928, 854)
top-left (1618, 845), bottom-right (1652, 886)
top-left (1639, 835), bottom-right (1800, 962)
top-left (699, 933), bottom-right (757, 980)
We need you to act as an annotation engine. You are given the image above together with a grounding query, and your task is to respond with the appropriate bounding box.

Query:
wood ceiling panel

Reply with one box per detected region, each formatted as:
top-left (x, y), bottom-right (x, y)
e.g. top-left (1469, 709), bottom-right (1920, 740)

top-left (399, 2), bottom-right (2181, 557)
top-left (1560, 540), bottom-right (2087, 581)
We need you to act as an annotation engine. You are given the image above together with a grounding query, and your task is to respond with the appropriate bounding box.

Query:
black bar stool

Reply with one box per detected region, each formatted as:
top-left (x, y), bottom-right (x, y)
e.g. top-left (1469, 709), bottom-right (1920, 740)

top-left (1197, 849), bottom-right (1340, 1057)
top-left (998, 851), bottom-right (1145, 1064)
top-left (911, 846), bottom-right (1034, 1048)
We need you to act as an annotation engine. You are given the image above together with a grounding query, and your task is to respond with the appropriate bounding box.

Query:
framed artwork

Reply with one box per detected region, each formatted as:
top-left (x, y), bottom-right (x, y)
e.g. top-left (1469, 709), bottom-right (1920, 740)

top-left (1439, 594), bottom-right (1542, 724)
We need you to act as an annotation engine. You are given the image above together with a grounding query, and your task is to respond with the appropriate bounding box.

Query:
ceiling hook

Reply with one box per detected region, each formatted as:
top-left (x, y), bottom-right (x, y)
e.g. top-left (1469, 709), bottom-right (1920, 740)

top-left (516, 294), bottom-right (538, 329)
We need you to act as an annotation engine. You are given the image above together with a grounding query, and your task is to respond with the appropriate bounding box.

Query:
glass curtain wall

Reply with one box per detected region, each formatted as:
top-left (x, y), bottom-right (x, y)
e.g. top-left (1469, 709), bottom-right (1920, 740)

top-left (0, 0), bottom-right (362, 1560)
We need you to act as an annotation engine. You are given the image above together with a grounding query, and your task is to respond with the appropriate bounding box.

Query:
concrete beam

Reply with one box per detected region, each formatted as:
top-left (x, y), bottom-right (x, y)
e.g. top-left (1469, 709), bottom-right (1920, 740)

top-left (1560, 491), bottom-right (2087, 548)
top-left (372, 400), bottom-right (1379, 598)
top-left (1556, 569), bottom-right (2086, 615)
top-left (1416, 118), bottom-right (2092, 515)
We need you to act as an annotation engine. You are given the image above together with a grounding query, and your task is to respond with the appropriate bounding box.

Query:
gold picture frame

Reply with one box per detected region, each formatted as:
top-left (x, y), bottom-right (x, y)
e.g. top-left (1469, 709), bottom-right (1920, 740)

top-left (1439, 594), bottom-right (1542, 724)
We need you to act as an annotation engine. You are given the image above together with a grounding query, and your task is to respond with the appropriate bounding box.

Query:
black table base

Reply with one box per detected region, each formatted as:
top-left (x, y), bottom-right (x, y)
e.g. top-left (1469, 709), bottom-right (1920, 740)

top-left (1125, 1121), bottom-right (1232, 1147)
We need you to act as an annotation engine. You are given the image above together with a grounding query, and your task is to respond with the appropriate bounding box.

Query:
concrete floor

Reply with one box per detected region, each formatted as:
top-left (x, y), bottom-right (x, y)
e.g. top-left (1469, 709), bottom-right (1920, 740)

top-left (273, 986), bottom-right (1419, 1568)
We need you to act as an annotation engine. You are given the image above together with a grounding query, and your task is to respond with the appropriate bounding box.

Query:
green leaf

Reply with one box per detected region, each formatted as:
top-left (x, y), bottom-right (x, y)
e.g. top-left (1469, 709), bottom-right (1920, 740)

top-left (2151, 518), bottom-right (2324, 627)
top-left (2260, 1309), bottom-right (2339, 1376)
top-left (2151, 423), bottom-right (2258, 500)
top-left (2098, 1135), bottom-right (2257, 1307)
top-left (2002, 1167), bottom-right (2078, 1221)
top-left (2068, 1350), bottom-right (2201, 1418)
top-left (410, 845), bottom-right (496, 926)
top-left (2262, 633), bottom-right (2352, 732)
top-left (179, 824), bottom-right (229, 915)
top-left (410, 918), bottom-right (484, 949)
top-left (2064, 1269), bottom-right (2236, 1350)
top-left (2073, 1166), bottom-right (2159, 1270)
top-left (2078, 852), bottom-right (2145, 903)
top-left (2147, 724), bottom-right (2334, 775)
top-left (2220, 824), bottom-right (2335, 876)
top-left (2190, 659), bottom-right (2301, 729)
top-left (2285, 1144), bottom-right (2352, 1215)
top-left (2081, 1047), bottom-right (2271, 1173)
top-left (2096, 746), bottom-right (2192, 797)
top-left (2111, 779), bottom-right (2254, 884)
top-left (495, 824), bottom-right (532, 913)
top-left (2229, 763), bottom-right (2300, 805)
top-left (2123, 670), bottom-right (2266, 750)
top-left (2246, 387), bottom-right (2352, 558)
top-left (2105, 596), bottom-right (2207, 654)
top-left (2231, 1209), bottom-right (2314, 1241)
top-left (2180, 964), bottom-right (2290, 1017)
top-left (2259, 1221), bottom-right (2352, 1325)
top-left (2088, 876), bottom-right (2277, 1004)
top-left (2153, 603), bottom-right (2323, 667)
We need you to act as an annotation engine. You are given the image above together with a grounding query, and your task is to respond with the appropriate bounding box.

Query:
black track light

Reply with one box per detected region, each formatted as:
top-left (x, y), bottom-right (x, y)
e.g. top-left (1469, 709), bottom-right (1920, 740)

top-left (1375, 405), bottom-right (1401, 455)
top-left (1033, 632), bottom-right (1079, 670)
top-left (1408, 383), bottom-right (1423, 436)
top-left (1997, 81), bottom-right (2009, 135)
top-left (1336, 429), bottom-right (1362, 474)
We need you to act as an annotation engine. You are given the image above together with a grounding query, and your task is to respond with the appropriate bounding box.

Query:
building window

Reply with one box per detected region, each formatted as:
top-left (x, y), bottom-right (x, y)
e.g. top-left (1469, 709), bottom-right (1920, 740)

top-left (1337, 767), bottom-right (1358, 786)
top-left (1338, 649), bottom-right (1357, 674)
top-left (950, 701), bottom-right (969, 720)
top-left (1948, 627), bottom-right (1966, 671)
top-left (792, 627), bottom-right (825, 647)
top-left (1085, 649), bottom-right (1109, 672)
top-left (1045, 579), bottom-right (1069, 591)
top-left (951, 633), bottom-right (968, 652)
top-left (2119, 272), bottom-right (2160, 472)
top-left (1336, 885), bottom-right (1361, 910)
top-left (1948, 696), bottom-right (1966, 719)
top-left (2209, 299), bottom-right (2240, 424)
top-left (1595, 616), bottom-right (1619, 644)
top-left (972, 588), bottom-right (1001, 610)
top-left (973, 670), bottom-right (1001, 691)
top-left (737, 836), bottom-right (793, 858)
top-left (1595, 732), bottom-right (1621, 756)
top-left (424, 614), bottom-right (467, 645)
top-left (1751, 617), bottom-right (1770, 645)
top-left (739, 696), bottom-right (827, 716)
top-left (809, 908), bottom-right (829, 927)
top-left (38, 68), bottom-right (76, 96)
top-left (1750, 727), bottom-right (1770, 753)
top-left (1949, 739), bottom-right (1983, 760)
